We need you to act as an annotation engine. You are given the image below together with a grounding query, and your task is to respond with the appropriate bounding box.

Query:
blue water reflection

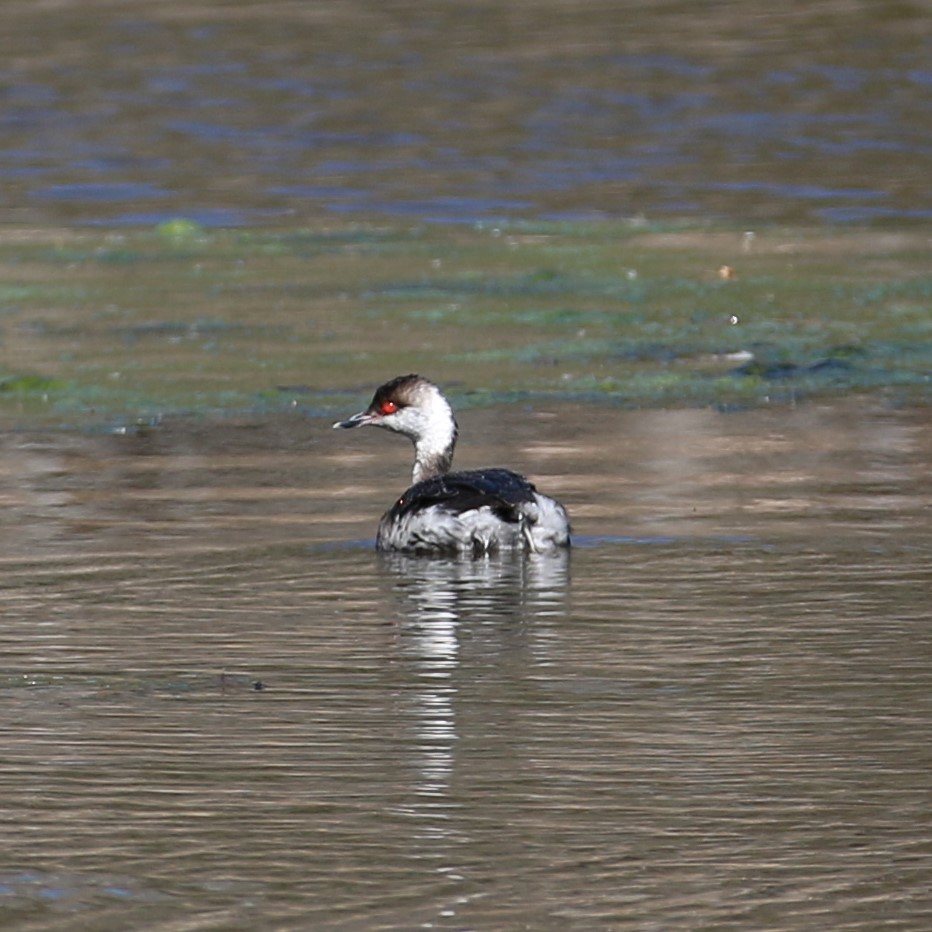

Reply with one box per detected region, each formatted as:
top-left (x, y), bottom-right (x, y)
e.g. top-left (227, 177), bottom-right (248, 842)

top-left (2, 4), bottom-right (929, 226)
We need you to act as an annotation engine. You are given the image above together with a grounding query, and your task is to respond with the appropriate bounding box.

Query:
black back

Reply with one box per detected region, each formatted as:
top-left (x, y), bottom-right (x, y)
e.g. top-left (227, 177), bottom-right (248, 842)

top-left (384, 468), bottom-right (537, 524)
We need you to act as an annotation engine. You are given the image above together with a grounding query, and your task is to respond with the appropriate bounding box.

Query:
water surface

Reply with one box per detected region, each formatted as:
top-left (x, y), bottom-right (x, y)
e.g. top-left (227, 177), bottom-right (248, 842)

top-left (1, 3), bottom-right (930, 925)
top-left (1, 401), bottom-right (929, 928)
top-left (1, 0), bottom-right (929, 228)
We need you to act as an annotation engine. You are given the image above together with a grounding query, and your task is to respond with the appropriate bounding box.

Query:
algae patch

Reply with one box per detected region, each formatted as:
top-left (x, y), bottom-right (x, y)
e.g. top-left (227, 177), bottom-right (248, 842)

top-left (0, 221), bottom-right (928, 427)
top-left (0, 374), bottom-right (67, 394)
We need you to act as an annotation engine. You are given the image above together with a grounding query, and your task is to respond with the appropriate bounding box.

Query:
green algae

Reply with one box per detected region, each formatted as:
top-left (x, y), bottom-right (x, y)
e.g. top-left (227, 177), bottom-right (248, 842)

top-left (0, 374), bottom-right (68, 394)
top-left (0, 221), bottom-right (928, 428)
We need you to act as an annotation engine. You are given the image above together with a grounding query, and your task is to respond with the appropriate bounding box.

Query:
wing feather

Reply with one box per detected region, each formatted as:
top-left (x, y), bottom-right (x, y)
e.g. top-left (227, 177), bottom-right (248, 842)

top-left (384, 468), bottom-right (537, 524)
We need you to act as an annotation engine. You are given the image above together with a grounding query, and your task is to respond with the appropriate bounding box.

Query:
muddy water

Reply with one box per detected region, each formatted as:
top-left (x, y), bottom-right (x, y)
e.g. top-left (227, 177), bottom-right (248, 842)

top-left (1, 1), bottom-right (931, 925)
top-left (1, 401), bottom-right (929, 929)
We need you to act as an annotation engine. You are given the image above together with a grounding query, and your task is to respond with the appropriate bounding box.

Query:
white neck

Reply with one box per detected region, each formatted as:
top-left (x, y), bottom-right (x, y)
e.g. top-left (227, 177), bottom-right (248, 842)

top-left (413, 446), bottom-right (454, 483)
top-left (410, 390), bottom-right (458, 483)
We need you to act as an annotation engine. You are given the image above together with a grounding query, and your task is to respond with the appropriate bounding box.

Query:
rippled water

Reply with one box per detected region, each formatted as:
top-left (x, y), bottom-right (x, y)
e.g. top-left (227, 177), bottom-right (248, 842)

top-left (1, 2), bottom-right (930, 925)
top-left (2, 402), bottom-right (930, 928)
top-left (2, 0), bottom-right (930, 227)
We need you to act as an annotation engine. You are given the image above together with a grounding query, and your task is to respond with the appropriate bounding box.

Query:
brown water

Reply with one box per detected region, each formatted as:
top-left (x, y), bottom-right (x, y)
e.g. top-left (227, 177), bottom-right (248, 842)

top-left (2, 0), bottom-right (931, 926)
top-left (2, 401), bottom-right (930, 929)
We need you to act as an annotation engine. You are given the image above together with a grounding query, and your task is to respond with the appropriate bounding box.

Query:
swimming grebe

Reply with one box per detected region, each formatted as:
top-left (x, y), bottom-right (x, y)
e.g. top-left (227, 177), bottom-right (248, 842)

top-left (333, 375), bottom-right (571, 554)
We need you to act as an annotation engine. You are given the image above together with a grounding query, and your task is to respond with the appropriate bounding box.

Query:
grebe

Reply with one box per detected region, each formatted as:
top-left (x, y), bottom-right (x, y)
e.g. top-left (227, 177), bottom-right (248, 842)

top-left (333, 375), bottom-right (571, 555)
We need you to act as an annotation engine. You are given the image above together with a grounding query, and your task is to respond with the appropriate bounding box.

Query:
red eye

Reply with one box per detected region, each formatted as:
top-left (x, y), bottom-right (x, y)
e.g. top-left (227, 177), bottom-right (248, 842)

top-left (379, 400), bottom-right (398, 415)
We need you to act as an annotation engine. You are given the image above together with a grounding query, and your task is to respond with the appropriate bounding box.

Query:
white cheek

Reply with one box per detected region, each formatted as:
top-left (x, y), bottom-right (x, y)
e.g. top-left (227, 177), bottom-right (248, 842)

top-left (377, 408), bottom-right (423, 437)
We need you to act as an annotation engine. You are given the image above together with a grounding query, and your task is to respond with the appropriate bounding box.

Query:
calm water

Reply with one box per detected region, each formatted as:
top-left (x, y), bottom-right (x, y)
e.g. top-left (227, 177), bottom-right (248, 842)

top-left (1, 401), bottom-right (930, 929)
top-left (1, 1), bottom-right (931, 926)
top-left (1, 0), bottom-right (930, 228)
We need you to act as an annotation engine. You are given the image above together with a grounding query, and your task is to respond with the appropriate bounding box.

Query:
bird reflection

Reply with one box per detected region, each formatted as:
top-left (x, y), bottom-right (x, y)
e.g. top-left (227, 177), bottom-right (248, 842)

top-left (380, 552), bottom-right (570, 799)
top-left (383, 550), bottom-right (570, 627)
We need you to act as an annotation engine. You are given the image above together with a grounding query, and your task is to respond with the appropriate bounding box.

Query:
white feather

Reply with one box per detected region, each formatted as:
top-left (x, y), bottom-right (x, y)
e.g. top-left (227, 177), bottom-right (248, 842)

top-left (336, 375), bottom-right (571, 555)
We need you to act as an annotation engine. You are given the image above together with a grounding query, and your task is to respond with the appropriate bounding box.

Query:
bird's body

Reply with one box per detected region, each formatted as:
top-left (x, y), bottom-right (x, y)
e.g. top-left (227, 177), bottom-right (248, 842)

top-left (333, 375), bottom-right (570, 555)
